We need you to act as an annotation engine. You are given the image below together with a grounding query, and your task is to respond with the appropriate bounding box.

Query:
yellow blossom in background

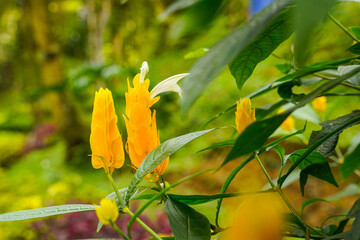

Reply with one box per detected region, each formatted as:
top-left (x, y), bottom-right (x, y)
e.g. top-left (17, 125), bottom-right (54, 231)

top-left (312, 96), bottom-right (327, 112)
top-left (223, 194), bottom-right (284, 240)
top-left (278, 109), bottom-right (295, 131)
top-left (235, 98), bottom-right (256, 134)
top-left (95, 198), bottom-right (119, 225)
top-left (124, 62), bottom-right (188, 181)
top-left (90, 88), bottom-right (124, 173)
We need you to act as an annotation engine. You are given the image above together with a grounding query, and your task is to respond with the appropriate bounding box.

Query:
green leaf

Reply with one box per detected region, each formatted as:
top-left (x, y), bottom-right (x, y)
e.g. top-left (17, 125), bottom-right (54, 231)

top-left (223, 112), bottom-right (290, 166)
top-left (347, 198), bottom-right (360, 218)
top-left (158, 0), bottom-right (203, 20)
top-left (272, 145), bottom-right (285, 162)
top-left (180, 0), bottom-right (294, 113)
top-left (125, 129), bottom-right (214, 204)
top-left (300, 198), bottom-right (329, 215)
top-left (347, 216), bottom-right (360, 240)
top-left (215, 126), bottom-right (306, 226)
top-left (127, 169), bottom-right (214, 234)
top-left (165, 197), bottom-right (211, 240)
top-left (338, 65), bottom-right (360, 86)
top-left (350, 26), bottom-right (360, 38)
top-left (184, 48), bottom-right (209, 59)
top-left (168, 192), bottom-right (243, 205)
top-left (294, 0), bottom-right (337, 65)
top-left (195, 139), bottom-right (235, 153)
top-left (289, 150), bottom-right (338, 195)
top-left (0, 204), bottom-right (95, 222)
top-left (229, 7), bottom-right (293, 89)
top-left (349, 43), bottom-right (360, 55)
top-left (308, 111), bottom-right (360, 157)
top-left (340, 144), bottom-right (360, 178)
top-left (275, 63), bottom-right (292, 74)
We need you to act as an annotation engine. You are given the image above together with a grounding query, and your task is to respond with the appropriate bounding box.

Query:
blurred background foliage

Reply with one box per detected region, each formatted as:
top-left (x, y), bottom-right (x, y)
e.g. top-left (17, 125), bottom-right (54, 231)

top-left (0, 0), bottom-right (359, 239)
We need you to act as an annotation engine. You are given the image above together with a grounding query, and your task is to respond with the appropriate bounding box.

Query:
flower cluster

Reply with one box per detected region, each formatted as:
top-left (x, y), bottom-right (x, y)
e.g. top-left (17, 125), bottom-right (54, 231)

top-left (90, 62), bottom-right (187, 181)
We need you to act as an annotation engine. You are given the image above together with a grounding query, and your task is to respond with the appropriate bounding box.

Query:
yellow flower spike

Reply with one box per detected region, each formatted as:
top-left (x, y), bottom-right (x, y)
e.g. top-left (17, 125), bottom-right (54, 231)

top-left (124, 62), bottom-right (188, 182)
top-left (312, 96), bottom-right (327, 112)
top-left (223, 194), bottom-right (284, 240)
top-left (235, 98), bottom-right (256, 134)
top-left (90, 88), bottom-right (125, 174)
top-left (95, 198), bottom-right (119, 225)
top-left (278, 109), bottom-right (295, 131)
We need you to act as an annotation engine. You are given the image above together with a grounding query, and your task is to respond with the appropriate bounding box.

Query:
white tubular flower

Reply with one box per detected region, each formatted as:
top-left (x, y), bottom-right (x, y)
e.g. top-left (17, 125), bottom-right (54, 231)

top-left (150, 73), bottom-right (189, 99)
top-left (139, 61), bottom-right (149, 83)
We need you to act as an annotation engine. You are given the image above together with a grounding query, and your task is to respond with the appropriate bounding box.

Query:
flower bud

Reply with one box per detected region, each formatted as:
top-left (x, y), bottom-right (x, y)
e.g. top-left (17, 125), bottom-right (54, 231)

top-left (95, 198), bottom-right (119, 225)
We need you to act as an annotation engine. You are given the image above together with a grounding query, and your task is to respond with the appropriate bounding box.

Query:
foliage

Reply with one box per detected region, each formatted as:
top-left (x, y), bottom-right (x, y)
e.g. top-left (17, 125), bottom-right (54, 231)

top-left (1, 0), bottom-right (360, 239)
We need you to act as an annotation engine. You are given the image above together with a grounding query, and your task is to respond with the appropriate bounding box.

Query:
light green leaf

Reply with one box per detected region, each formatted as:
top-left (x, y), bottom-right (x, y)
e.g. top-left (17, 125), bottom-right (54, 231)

top-left (0, 204), bottom-right (95, 222)
top-left (125, 129), bottom-right (214, 204)
top-left (184, 48), bottom-right (209, 59)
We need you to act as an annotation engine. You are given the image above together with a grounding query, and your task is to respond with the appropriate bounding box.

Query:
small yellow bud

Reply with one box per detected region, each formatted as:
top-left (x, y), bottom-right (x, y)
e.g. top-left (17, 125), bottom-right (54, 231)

top-left (235, 98), bottom-right (256, 134)
top-left (312, 96), bottom-right (327, 112)
top-left (278, 109), bottom-right (295, 131)
top-left (95, 198), bottom-right (119, 225)
top-left (338, 158), bottom-right (344, 164)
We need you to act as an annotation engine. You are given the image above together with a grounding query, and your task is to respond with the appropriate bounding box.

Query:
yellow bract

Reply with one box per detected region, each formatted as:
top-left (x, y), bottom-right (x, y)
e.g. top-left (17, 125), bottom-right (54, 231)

top-left (278, 109), bottom-right (295, 131)
top-left (124, 73), bottom-right (168, 181)
top-left (312, 96), bottom-right (327, 112)
top-left (223, 194), bottom-right (284, 240)
top-left (235, 98), bottom-right (256, 134)
top-left (95, 198), bottom-right (119, 225)
top-left (90, 88), bottom-right (124, 173)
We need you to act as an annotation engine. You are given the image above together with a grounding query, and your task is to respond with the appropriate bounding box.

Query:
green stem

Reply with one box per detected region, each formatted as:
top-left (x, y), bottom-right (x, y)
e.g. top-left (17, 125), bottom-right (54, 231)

top-left (276, 188), bottom-right (325, 237)
top-left (110, 220), bottom-right (129, 240)
top-left (107, 173), bottom-right (125, 207)
top-left (123, 206), bottom-right (162, 240)
top-left (328, 13), bottom-right (360, 43)
top-left (254, 153), bottom-right (275, 188)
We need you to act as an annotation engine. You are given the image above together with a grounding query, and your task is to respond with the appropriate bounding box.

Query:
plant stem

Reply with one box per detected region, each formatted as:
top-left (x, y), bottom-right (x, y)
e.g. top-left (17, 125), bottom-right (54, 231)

top-left (122, 206), bottom-right (162, 240)
top-left (276, 188), bottom-right (325, 237)
top-left (254, 153), bottom-right (276, 188)
top-left (328, 13), bottom-right (360, 43)
top-left (107, 173), bottom-right (125, 207)
top-left (110, 220), bottom-right (129, 240)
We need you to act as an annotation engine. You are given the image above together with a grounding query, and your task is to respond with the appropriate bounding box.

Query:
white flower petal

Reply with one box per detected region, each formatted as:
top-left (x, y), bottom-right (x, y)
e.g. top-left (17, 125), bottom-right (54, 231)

top-left (150, 73), bottom-right (189, 99)
top-left (139, 61), bottom-right (149, 83)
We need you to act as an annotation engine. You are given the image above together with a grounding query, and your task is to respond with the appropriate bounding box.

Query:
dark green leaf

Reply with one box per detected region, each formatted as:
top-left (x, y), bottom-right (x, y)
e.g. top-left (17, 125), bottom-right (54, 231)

top-left (223, 112), bottom-right (289, 166)
top-left (347, 214), bottom-right (360, 240)
top-left (168, 193), bottom-right (242, 205)
top-left (322, 231), bottom-right (350, 240)
top-left (340, 144), bottom-right (360, 178)
top-left (289, 149), bottom-right (338, 195)
top-left (125, 129), bottom-right (214, 204)
top-left (195, 139), bottom-right (235, 153)
top-left (349, 43), bottom-right (360, 55)
top-left (181, 0), bottom-right (294, 113)
top-left (280, 113), bottom-right (360, 187)
top-left (277, 81), bottom-right (294, 99)
top-left (229, 7), bottom-right (294, 89)
top-left (215, 126), bottom-right (305, 226)
top-left (347, 198), bottom-right (360, 218)
top-left (308, 111), bottom-right (360, 157)
top-left (275, 63), bottom-right (292, 74)
top-left (301, 198), bottom-right (329, 215)
top-left (350, 26), bottom-right (360, 39)
top-left (165, 197), bottom-right (211, 240)
top-left (0, 204), bottom-right (95, 222)
top-left (272, 145), bottom-right (285, 162)
top-left (255, 99), bottom-right (287, 120)
top-left (158, 0), bottom-right (203, 20)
